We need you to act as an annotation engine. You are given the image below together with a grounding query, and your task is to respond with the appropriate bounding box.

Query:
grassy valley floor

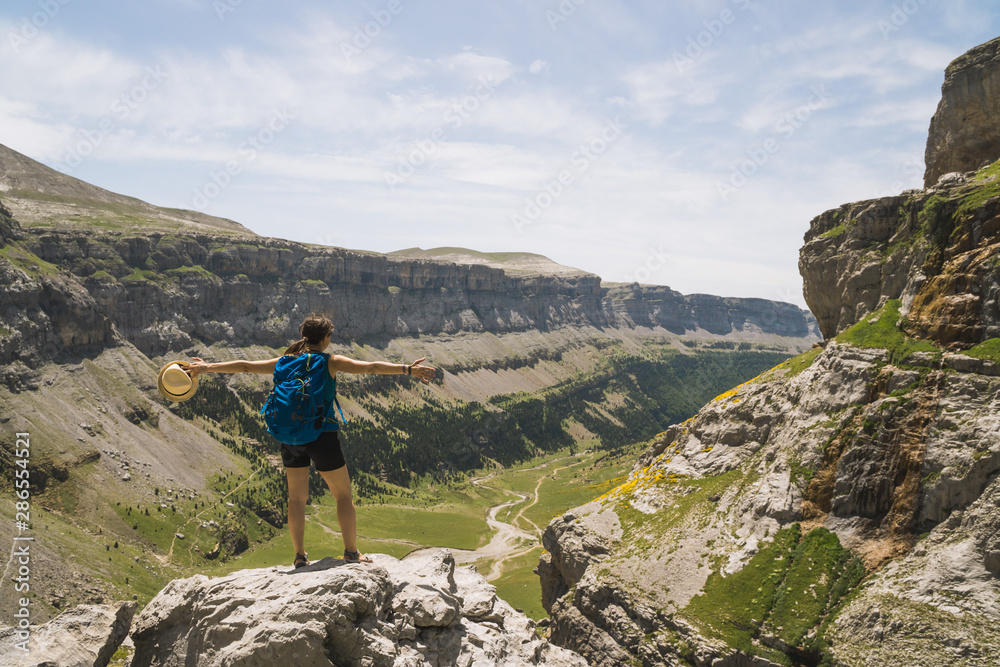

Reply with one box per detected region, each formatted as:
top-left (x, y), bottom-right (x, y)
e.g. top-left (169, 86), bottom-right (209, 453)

top-left (198, 442), bottom-right (643, 620)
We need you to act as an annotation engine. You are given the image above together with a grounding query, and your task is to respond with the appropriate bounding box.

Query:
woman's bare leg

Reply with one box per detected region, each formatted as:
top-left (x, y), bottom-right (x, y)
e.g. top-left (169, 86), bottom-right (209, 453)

top-left (285, 466), bottom-right (310, 556)
top-left (319, 466), bottom-right (358, 553)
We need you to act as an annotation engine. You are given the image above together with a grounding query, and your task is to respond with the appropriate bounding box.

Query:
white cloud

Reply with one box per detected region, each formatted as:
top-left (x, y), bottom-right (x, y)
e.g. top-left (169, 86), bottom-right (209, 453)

top-left (437, 51), bottom-right (516, 84)
top-left (624, 55), bottom-right (730, 124)
top-left (0, 1), bottom-right (992, 310)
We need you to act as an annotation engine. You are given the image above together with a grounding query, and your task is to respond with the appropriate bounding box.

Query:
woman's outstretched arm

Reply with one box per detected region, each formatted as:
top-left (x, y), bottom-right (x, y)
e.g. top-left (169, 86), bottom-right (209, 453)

top-left (329, 355), bottom-right (436, 384)
top-left (187, 357), bottom-right (279, 377)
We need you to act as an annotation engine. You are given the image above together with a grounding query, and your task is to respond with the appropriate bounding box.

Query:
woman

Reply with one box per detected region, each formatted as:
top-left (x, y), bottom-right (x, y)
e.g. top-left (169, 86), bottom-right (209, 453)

top-left (187, 315), bottom-right (435, 567)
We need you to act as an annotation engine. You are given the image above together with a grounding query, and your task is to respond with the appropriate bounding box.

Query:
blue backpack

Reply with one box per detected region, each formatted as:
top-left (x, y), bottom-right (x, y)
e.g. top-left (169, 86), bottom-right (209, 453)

top-left (260, 352), bottom-right (344, 445)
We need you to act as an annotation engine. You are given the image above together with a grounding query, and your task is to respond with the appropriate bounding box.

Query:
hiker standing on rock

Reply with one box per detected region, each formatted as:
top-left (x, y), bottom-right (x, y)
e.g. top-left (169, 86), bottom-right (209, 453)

top-left (184, 315), bottom-right (435, 568)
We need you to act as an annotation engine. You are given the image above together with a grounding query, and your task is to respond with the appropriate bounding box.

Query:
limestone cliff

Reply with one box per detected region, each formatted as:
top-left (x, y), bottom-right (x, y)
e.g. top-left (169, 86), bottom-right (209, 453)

top-left (540, 37), bottom-right (1000, 667)
top-left (0, 145), bottom-right (816, 388)
top-left (799, 163), bottom-right (1000, 345)
top-left (925, 36), bottom-right (1000, 187)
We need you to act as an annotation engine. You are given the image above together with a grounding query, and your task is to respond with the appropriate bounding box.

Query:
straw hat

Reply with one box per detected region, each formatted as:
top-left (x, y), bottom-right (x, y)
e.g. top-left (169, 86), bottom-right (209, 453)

top-left (157, 361), bottom-right (199, 402)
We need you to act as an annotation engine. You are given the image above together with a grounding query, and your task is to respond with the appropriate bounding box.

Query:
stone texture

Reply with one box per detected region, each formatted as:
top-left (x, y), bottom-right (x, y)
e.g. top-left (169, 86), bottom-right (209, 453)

top-left (798, 173), bottom-right (1000, 344)
top-left (540, 339), bottom-right (1000, 666)
top-left (925, 36), bottom-right (1000, 187)
top-left (0, 601), bottom-right (136, 667)
top-left (130, 549), bottom-right (585, 667)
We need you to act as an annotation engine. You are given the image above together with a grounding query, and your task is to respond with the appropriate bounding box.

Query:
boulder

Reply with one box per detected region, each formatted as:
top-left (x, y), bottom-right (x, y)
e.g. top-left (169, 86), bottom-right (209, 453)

top-left (0, 601), bottom-right (135, 667)
top-left (130, 549), bottom-right (585, 667)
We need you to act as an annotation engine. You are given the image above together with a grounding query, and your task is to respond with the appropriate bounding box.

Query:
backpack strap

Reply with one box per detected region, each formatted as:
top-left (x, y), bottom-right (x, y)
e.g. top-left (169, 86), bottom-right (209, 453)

top-left (332, 392), bottom-right (346, 424)
top-left (320, 353), bottom-right (347, 425)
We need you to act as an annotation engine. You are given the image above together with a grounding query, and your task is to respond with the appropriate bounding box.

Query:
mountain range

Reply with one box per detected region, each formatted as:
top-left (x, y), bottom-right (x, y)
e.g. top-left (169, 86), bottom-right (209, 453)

top-left (0, 115), bottom-right (817, 666)
top-left (6, 33), bottom-right (997, 667)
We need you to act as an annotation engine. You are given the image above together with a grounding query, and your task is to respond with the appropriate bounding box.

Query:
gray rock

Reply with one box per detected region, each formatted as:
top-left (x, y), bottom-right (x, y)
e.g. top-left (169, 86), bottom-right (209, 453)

top-left (925, 36), bottom-right (1000, 187)
top-left (130, 549), bottom-right (585, 667)
top-left (0, 601), bottom-right (136, 667)
top-left (540, 334), bottom-right (1000, 665)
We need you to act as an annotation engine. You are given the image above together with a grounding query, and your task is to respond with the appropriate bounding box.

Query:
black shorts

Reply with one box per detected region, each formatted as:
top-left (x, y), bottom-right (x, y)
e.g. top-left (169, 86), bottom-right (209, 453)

top-left (280, 431), bottom-right (346, 472)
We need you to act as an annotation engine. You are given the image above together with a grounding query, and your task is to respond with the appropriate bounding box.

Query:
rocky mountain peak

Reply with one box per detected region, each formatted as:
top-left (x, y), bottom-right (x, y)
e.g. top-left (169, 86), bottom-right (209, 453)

top-left (925, 35), bottom-right (1000, 187)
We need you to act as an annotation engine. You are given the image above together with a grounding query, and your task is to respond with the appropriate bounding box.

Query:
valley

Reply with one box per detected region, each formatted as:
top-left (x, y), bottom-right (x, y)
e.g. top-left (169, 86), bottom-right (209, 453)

top-left (0, 143), bottom-right (817, 633)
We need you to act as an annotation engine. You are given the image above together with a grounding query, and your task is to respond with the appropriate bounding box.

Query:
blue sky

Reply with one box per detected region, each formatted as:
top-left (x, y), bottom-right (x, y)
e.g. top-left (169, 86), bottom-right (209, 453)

top-left (2, 1), bottom-right (998, 308)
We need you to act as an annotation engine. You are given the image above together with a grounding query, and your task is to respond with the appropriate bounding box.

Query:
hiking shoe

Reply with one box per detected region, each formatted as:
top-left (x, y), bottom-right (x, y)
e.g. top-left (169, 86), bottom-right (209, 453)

top-left (293, 553), bottom-right (309, 568)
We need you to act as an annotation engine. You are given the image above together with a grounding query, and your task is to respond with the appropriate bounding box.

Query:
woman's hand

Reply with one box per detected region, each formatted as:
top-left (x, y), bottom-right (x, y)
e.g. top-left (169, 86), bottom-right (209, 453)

top-left (407, 357), bottom-right (436, 384)
top-left (187, 357), bottom-right (210, 377)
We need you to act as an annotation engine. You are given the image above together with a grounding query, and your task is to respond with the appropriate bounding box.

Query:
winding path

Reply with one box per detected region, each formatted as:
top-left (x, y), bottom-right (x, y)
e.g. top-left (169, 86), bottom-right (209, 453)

top-left (162, 466), bottom-right (264, 564)
top-left (404, 455), bottom-right (589, 581)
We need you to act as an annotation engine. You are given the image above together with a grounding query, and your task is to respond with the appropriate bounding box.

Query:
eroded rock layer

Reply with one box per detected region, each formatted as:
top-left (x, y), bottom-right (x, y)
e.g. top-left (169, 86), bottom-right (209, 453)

top-left (925, 36), bottom-right (1000, 187)
top-left (541, 36), bottom-right (1000, 667)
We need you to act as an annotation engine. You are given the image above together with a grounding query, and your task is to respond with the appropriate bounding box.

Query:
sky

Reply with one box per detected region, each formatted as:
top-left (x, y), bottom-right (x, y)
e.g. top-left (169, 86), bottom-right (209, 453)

top-left (2, 1), bottom-right (998, 309)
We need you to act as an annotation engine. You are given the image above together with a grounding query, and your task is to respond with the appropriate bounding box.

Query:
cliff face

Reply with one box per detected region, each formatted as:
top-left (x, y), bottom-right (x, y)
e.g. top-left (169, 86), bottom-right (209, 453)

top-left (799, 163), bottom-right (1000, 345)
top-left (540, 37), bottom-right (1000, 667)
top-left (539, 341), bottom-right (1000, 666)
top-left (0, 222), bottom-right (815, 385)
top-left (925, 36), bottom-right (1000, 187)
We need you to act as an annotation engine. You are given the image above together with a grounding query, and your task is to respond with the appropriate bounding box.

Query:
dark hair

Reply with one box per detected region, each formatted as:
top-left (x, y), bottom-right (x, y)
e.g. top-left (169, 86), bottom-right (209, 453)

top-left (284, 315), bottom-right (334, 356)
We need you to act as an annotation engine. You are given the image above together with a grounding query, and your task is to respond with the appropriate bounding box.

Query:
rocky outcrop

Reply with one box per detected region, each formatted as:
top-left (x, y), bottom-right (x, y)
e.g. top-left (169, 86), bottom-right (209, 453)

top-left (0, 601), bottom-right (136, 667)
top-left (130, 549), bottom-right (585, 667)
top-left (799, 165), bottom-right (1000, 344)
top-left (925, 36), bottom-right (1000, 187)
top-left (540, 341), bottom-right (1000, 666)
top-left (0, 237), bottom-right (115, 389)
top-left (829, 473), bottom-right (1000, 666)
top-left (541, 36), bottom-right (1000, 667)
top-left (803, 33), bottom-right (1000, 344)
top-left (0, 199), bottom-right (21, 245)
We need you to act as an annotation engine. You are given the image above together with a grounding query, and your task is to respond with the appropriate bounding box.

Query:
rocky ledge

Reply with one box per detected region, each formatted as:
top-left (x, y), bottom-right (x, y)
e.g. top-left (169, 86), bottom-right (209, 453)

top-left (127, 549), bottom-right (583, 667)
top-left (1, 601), bottom-right (136, 667)
top-left (1, 550), bottom-right (584, 667)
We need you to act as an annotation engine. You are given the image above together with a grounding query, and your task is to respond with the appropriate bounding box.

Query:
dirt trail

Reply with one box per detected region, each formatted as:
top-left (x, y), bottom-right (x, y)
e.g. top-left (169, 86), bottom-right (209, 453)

top-left (486, 457), bottom-right (589, 579)
top-left (406, 454), bottom-right (589, 581)
top-left (158, 466), bottom-right (264, 564)
top-left (512, 458), bottom-right (584, 535)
